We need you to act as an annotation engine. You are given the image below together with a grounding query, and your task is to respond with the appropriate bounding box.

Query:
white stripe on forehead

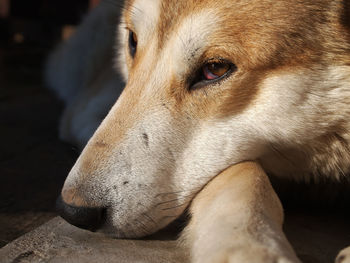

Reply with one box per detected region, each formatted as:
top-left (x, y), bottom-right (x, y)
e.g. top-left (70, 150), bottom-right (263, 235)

top-left (165, 9), bottom-right (219, 76)
top-left (139, 9), bottom-right (220, 94)
top-left (130, 0), bottom-right (160, 40)
top-left (137, 8), bottom-right (219, 95)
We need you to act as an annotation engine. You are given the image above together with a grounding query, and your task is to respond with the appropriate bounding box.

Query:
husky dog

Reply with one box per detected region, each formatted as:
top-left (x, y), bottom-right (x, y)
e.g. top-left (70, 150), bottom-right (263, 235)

top-left (48, 0), bottom-right (350, 262)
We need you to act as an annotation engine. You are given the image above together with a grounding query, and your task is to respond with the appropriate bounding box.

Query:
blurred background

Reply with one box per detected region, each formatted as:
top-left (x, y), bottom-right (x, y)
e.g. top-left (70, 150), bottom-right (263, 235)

top-left (0, 0), bottom-right (101, 248)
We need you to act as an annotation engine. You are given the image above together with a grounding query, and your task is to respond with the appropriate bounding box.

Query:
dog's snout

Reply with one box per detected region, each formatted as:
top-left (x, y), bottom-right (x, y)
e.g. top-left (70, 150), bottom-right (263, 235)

top-left (56, 195), bottom-right (105, 232)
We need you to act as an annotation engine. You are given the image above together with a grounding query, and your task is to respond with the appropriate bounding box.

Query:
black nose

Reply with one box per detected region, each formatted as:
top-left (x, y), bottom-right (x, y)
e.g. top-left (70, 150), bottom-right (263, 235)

top-left (56, 195), bottom-right (105, 231)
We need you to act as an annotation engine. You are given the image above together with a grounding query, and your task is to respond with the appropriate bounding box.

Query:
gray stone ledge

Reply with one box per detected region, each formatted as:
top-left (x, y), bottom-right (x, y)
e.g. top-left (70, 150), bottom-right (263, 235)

top-left (1, 212), bottom-right (349, 263)
top-left (0, 217), bottom-right (187, 263)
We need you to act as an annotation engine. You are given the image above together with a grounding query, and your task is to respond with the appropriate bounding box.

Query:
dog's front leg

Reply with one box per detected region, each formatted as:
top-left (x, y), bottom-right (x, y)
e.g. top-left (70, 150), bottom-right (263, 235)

top-left (182, 161), bottom-right (300, 263)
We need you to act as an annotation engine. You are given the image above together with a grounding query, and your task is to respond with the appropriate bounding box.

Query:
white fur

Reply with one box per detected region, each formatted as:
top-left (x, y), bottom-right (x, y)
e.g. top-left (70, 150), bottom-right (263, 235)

top-left (131, 0), bottom-right (160, 39)
top-left (169, 9), bottom-right (219, 76)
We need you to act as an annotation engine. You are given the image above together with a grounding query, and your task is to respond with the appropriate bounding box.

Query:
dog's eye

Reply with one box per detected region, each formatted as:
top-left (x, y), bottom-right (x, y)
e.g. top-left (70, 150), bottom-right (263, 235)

top-left (190, 60), bottom-right (235, 90)
top-left (202, 62), bottom-right (231, 80)
top-left (128, 30), bottom-right (137, 57)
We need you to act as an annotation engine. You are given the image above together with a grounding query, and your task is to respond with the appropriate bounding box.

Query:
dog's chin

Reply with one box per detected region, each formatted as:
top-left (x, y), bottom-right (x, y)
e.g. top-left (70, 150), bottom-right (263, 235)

top-left (95, 218), bottom-right (165, 239)
top-left (95, 207), bottom-right (190, 240)
top-left (96, 225), bottom-right (142, 239)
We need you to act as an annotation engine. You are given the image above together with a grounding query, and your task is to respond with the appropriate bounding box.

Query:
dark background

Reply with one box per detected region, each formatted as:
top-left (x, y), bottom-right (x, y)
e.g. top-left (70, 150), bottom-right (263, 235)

top-left (0, 0), bottom-right (91, 247)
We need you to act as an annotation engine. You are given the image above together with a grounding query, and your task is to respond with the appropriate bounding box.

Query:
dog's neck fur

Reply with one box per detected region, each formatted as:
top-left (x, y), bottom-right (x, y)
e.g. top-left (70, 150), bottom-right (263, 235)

top-left (260, 82), bottom-right (350, 182)
top-left (261, 129), bottom-right (350, 182)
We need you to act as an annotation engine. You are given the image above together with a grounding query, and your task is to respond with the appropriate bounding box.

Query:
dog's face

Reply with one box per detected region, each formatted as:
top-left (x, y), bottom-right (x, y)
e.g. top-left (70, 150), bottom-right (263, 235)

top-left (59, 0), bottom-right (350, 237)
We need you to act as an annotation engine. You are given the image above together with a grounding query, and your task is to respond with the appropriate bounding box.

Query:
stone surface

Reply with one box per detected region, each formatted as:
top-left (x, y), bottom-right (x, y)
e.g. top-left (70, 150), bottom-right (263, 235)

top-left (0, 217), bottom-right (187, 263)
top-left (0, 211), bottom-right (349, 263)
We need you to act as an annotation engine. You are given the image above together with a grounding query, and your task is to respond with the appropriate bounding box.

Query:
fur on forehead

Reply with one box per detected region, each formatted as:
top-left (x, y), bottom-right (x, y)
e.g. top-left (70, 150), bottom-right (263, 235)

top-left (122, 0), bottom-right (350, 69)
top-left (123, 0), bottom-right (160, 34)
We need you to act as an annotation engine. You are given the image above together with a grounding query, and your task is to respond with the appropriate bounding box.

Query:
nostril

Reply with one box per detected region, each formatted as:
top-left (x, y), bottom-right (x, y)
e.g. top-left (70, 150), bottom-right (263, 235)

top-left (56, 195), bottom-right (105, 232)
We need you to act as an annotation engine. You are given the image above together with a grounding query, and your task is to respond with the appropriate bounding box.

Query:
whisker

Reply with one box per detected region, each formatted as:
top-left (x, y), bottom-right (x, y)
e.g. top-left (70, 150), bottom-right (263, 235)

top-left (155, 187), bottom-right (201, 198)
top-left (155, 192), bottom-right (196, 207)
top-left (134, 202), bottom-right (157, 228)
top-left (141, 212), bottom-right (157, 226)
top-left (161, 202), bottom-right (189, 211)
top-left (134, 218), bottom-right (149, 235)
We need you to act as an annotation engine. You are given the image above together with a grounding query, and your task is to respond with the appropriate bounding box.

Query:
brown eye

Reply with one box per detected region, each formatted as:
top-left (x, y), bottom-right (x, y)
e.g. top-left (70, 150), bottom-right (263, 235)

top-left (189, 59), bottom-right (236, 90)
top-left (203, 62), bottom-right (231, 80)
top-left (128, 30), bottom-right (137, 57)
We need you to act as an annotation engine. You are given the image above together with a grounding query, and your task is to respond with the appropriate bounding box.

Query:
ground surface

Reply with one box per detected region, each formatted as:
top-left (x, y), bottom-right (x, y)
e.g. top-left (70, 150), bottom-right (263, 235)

top-left (0, 217), bottom-right (186, 263)
top-left (0, 213), bottom-right (349, 263)
top-left (0, 44), bottom-right (349, 263)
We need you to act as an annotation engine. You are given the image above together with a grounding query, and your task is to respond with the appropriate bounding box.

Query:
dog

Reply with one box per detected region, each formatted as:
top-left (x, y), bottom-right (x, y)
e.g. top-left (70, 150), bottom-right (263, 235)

top-left (47, 0), bottom-right (350, 262)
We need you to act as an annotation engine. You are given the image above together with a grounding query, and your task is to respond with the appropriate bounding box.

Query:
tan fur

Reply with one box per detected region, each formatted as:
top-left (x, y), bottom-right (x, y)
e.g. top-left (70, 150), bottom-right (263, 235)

top-left (58, 0), bottom-right (350, 262)
top-left (183, 162), bottom-right (300, 263)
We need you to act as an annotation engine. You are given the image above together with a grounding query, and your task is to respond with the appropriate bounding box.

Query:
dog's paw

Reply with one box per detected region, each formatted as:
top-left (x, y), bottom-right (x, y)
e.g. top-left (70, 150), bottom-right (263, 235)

top-left (336, 247), bottom-right (350, 263)
top-left (208, 245), bottom-right (300, 263)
